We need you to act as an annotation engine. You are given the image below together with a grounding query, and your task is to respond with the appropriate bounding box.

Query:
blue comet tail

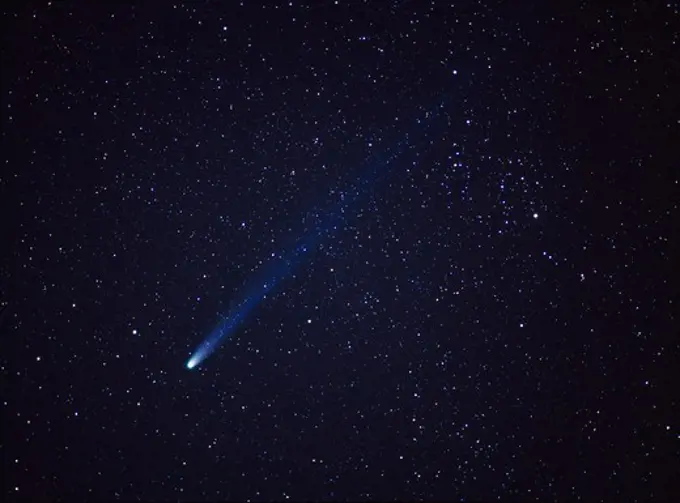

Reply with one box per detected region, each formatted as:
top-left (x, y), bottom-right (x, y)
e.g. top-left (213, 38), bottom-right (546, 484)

top-left (185, 102), bottom-right (446, 369)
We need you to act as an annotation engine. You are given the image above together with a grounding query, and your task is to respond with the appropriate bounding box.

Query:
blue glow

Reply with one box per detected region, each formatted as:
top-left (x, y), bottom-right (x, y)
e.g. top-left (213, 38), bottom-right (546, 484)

top-left (185, 103), bottom-right (446, 369)
top-left (184, 235), bottom-right (323, 369)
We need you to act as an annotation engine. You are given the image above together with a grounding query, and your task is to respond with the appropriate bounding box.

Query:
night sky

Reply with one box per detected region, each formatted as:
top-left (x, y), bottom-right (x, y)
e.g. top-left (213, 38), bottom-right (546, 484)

top-left (2, 1), bottom-right (678, 501)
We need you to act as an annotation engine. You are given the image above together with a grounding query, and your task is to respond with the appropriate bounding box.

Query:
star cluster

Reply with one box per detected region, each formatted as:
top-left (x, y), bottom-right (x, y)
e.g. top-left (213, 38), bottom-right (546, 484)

top-left (1, 1), bottom-right (678, 501)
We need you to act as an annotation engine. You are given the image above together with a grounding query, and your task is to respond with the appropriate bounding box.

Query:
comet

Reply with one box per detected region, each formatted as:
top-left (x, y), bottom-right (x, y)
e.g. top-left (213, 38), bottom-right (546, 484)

top-left (184, 224), bottom-right (328, 370)
top-left (184, 100), bottom-right (446, 369)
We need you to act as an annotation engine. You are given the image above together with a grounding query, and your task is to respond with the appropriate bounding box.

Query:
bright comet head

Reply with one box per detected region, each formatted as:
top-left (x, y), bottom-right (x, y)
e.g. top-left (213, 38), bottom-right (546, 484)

top-left (186, 356), bottom-right (199, 370)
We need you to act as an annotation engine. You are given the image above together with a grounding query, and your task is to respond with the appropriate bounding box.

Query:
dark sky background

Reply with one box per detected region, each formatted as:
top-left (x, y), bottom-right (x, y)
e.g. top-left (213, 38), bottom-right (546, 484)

top-left (1, 1), bottom-right (678, 501)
